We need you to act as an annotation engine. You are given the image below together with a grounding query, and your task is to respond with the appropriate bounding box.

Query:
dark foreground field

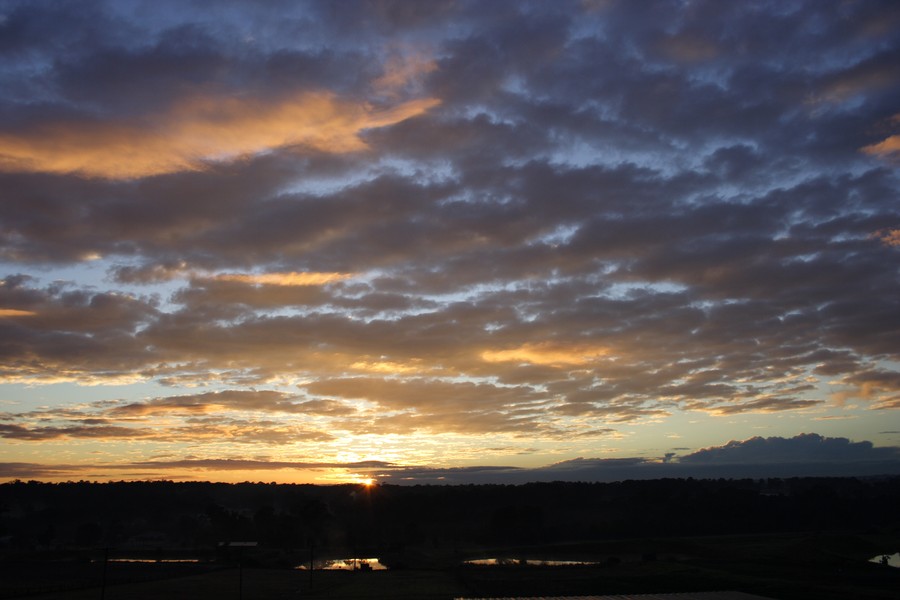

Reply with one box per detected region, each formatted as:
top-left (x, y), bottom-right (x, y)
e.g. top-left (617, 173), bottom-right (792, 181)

top-left (2, 532), bottom-right (898, 600)
top-left (2, 478), bottom-right (899, 599)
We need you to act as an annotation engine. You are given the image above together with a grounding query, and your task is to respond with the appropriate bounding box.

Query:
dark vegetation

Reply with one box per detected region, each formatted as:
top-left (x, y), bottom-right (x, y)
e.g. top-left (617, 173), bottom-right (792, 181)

top-left (1, 476), bottom-right (898, 599)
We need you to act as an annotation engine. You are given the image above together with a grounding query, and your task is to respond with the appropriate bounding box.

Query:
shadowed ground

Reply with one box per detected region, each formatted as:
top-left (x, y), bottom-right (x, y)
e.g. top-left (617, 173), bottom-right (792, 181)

top-left (4, 532), bottom-right (898, 600)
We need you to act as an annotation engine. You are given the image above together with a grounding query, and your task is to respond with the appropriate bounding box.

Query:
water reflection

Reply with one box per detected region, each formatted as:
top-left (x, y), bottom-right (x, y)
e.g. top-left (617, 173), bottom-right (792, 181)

top-left (464, 558), bottom-right (601, 566)
top-left (108, 558), bottom-right (201, 563)
top-left (870, 553), bottom-right (899, 568)
top-left (92, 558), bottom-right (202, 564)
top-left (295, 557), bottom-right (388, 571)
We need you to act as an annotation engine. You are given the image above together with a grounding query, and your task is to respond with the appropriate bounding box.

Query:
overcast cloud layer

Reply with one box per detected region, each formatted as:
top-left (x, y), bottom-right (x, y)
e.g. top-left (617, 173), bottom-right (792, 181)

top-left (0, 0), bottom-right (899, 484)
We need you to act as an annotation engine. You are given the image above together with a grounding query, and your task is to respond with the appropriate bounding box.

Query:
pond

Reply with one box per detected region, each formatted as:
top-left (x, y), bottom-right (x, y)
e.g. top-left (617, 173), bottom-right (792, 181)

top-left (91, 556), bottom-right (205, 564)
top-left (106, 558), bottom-right (202, 563)
top-left (464, 558), bottom-right (602, 566)
top-left (295, 557), bottom-right (388, 571)
top-left (869, 553), bottom-right (899, 568)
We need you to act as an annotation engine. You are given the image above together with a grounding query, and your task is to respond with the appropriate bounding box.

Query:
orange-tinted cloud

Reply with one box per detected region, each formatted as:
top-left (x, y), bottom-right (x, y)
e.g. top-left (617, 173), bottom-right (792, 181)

top-left (817, 69), bottom-right (897, 105)
top-left (0, 308), bottom-right (36, 317)
top-left (213, 271), bottom-right (354, 286)
top-left (0, 92), bottom-right (440, 179)
top-left (349, 359), bottom-right (422, 374)
top-left (0, 423), bottom-right (150, 441)
top-left (871, 228), bottom-right (900, 247)
top-left (481, 342), bottom-right (610, 366)
top-left (106, 390), bottom-right (346, 417)
top-left (373, 51), bottom-right (438, 98)
top-left (862, 134), bottom-right (900, 158)
top-left (704, 397), bottom-right (822, 415)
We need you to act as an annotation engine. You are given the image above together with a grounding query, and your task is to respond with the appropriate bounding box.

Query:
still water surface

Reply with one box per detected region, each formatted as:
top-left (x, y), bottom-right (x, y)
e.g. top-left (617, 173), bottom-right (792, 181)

top-left (869, 553), bottom-right (899, 568)
top-left (295, 557), bottom-right (388, 571)
top-left (109, 558), bottom-right (200, 563)
top-left (464, 558), bottom-right (602, 566)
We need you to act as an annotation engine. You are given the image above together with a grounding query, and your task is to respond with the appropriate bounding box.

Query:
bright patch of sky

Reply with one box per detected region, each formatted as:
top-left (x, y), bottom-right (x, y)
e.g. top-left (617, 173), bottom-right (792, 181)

top-left (0, 380), bottom-right (181, 412)
top-left (602, 280), bottom-right (689, 299)
top-left (282, 166), bottom-right (381, 197)
top-left (531, 223), bottom-right (581, 247)
top-left (0, 259), bottom-right (106, 290)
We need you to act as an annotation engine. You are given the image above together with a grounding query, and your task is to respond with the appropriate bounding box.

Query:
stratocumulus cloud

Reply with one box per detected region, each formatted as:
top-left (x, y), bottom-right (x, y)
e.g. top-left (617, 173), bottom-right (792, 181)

top-left (0, 0), bottom-right (898, 484)
top-left (0, 92), bottom-right (440, 178)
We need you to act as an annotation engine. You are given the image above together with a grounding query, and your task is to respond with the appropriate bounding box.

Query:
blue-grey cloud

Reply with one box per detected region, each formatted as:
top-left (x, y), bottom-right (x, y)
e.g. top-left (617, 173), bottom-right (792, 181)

top-left (368, 434), bottom-right (900, 484)
top-left (680, 433), bottom-right (900, 464)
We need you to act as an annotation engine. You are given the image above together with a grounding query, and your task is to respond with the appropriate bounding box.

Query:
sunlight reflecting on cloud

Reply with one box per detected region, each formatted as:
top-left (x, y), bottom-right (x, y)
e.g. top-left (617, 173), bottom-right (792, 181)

top-left (373, 48), bottom-right (438, 99)
top-left (862, 134), bottom-right (900, 159)
top-left (862, 114), bottom-right (900, 160)
top-left (349, 360), bottom-right (422, 374)
top-left (0, 308), bottom-right (36, 317)
top-left (871, 228), bottom-right (900, 247)
top-left (0, 92), bottom-right (440, 179)
top-left (213, 271), bottom-right (355, 286)
top-left (482, 343), bottom-right (611, 366)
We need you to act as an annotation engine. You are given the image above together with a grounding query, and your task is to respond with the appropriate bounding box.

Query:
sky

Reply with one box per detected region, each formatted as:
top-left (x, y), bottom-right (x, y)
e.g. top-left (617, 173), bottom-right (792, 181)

top-left (1, 0), bottom-right (899, 486)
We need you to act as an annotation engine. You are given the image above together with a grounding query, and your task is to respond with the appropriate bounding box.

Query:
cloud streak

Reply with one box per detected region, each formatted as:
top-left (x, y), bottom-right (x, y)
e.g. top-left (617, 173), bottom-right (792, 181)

top-left (0, 92), bottom-right (439, 179)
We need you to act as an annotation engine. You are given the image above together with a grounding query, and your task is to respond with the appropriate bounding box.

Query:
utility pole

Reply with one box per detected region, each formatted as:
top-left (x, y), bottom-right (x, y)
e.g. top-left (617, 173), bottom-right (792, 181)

top-left (99, 548), bottom-right (108, 600)
top-left (308, 539), bottom-right (315, 590)
top-left (225, 542), bottom-right (256, 600)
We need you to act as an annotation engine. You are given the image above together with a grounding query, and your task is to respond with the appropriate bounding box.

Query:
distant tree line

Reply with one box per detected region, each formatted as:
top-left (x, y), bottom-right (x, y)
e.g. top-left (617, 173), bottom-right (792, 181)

top-left (1, 477), bottom-right (898, 555)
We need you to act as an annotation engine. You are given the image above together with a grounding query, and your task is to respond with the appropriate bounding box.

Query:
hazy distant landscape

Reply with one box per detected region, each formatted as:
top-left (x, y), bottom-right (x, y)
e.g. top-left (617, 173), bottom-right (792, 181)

top-left (2, 476), bottom-right (898, 599)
